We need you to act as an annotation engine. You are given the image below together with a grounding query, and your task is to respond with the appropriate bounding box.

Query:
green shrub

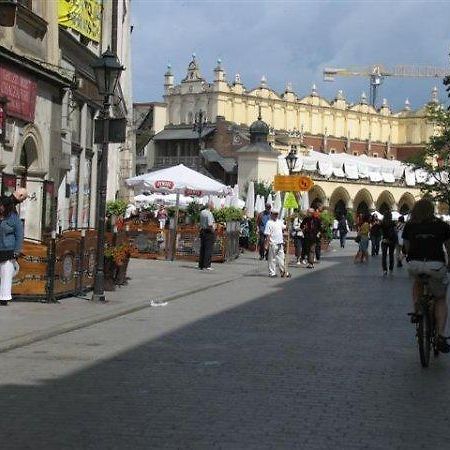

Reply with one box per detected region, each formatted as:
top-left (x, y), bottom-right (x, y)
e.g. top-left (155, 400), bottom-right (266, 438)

top-left (213, 207), bottom-right (243, 223)
top-left (186, 202), bottom-right (203, 223)
top-left (320, 210), bottom-right (334, 240)
top-left (106, 200), bottom-right (128, 217)
top-left (248, 217), bottom-right (258, 245)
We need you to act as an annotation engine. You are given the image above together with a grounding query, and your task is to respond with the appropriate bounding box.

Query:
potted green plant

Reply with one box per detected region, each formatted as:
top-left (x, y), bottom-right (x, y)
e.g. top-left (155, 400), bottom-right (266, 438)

top-left (186, 201), bottom-right (203, 224)
top-left (104, 242), bottom-right (132, 289)
top-left (319, 210), bottom-right (334, 251)
top-left (106, 200), bottom-right (128, 230)
top-left (248, 217), bottom-right (258, 251)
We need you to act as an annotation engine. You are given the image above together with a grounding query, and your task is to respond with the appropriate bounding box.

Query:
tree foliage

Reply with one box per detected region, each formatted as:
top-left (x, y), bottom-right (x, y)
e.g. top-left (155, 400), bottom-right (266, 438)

top-left (408, 99), bottom-right (450, 206)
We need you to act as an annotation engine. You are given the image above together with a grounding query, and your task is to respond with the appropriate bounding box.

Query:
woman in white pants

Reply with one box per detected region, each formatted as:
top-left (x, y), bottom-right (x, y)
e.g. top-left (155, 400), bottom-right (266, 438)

top-left (0, 200), bottom-right (24, 305)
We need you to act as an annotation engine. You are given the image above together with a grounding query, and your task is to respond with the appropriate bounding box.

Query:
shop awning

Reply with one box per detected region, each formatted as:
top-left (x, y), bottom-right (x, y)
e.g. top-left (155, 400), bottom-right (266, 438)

top-left (153, 127), bottom-right (215, 141)
top-left (201, 148), bottom-right (237, 173)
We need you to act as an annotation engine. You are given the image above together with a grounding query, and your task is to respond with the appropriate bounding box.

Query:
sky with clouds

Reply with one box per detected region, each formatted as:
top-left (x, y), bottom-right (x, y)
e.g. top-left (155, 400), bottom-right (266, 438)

top-left (131, 0), bottom-right (449, 112)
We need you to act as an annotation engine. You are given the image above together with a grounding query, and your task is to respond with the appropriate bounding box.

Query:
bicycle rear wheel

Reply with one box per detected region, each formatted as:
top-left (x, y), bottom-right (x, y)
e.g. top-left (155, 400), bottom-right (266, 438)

top-left (417, 311), bottom-right (431, 367)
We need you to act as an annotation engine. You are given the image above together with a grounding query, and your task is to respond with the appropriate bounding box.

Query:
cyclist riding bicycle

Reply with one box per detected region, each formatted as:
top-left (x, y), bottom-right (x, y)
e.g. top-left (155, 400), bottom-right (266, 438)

top-left (402, 199), bottom-right (450, 353)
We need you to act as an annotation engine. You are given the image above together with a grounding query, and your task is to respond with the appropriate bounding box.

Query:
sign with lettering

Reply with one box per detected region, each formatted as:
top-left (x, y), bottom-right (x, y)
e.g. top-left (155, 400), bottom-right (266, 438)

top-left (0, 66), bottom-right (37, 122)
top-left (154, 180), bottom-right (174, 190)
top-left (273, 175), bottom-right (314, 192)
top-left (58, 0), bottom-right (102, 43)
top-left (185, 189), bottom-right (203, 197)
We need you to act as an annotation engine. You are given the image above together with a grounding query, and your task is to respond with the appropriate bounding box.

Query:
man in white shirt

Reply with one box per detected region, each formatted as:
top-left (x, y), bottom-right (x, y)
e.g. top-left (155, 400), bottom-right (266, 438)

top-left (264, 209), bottom-right (290, 278)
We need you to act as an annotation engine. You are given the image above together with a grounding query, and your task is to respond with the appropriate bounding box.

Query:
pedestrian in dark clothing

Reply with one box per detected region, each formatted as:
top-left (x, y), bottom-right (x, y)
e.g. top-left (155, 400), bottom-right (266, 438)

top-left (370, 216), bottom-right (382, 256)
top-left (301, 208), bottom-right (320, 269)
top-left (381, 211), bottom-right (398, 276)
top-left (313, 210), bottom-right (323, 262)
top-left (256, 203), bottom-right (271, 260)
top-left (337, 215), bottom-right (349, 248)
top-left (198, 203), bottom-right (215, 270)
top-left (291, 212), bottom-right (304, 265)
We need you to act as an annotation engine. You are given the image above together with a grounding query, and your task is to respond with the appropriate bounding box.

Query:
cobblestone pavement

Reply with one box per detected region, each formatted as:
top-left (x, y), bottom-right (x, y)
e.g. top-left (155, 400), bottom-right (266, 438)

top-left (1, 243), bottom-right (450, 449)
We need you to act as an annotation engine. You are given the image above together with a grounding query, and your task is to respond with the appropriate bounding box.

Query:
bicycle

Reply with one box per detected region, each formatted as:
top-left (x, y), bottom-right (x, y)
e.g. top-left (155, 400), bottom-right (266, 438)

top-left (409, 274), bottom-right (439, 368)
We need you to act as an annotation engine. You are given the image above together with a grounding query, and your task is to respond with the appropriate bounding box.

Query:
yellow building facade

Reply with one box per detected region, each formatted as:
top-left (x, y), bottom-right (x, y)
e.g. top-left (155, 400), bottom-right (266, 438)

top-left (162, 56), bottom-right (441, 215)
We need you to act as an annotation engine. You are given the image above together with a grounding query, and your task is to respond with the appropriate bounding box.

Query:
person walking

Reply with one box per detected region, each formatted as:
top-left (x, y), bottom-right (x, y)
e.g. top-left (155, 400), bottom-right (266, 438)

top-left (264, 209), bottom-right (290, 278)
top-left (156, 205), bottom-right (168, 229)
top-left (380, 211), bottom-right (397, 276)
top-left (396, 216), bottom-right (406, 268)
top-left (313, 208), bottom-right (323, 263)
top-left (301, 208), bottom-right (320, 269)
top-left (354, 214), bottom-right (370, 263)
top-left (370, 216), bottom-right (382, 256)
top-left (198, 202), bottom-right (215, 271)
top-left (256, 203), bottom-right (271, 260)
top-left (291, 210), bottom-right (304, 265)
top-left (0, 200), bottom-right (24, 305)
top-left (337, 214), bottom-right (349, 248)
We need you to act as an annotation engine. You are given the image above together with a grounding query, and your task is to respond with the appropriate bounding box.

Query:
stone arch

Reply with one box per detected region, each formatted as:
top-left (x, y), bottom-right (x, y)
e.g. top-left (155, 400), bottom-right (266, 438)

top-left (376, 190), bottom-right (396, 215)
top-left (329, 186), bottom-right (351, 217)
top-left (398, 192), bottom-right (415, 215)
top-left (17, 125), bottom-right (44, 173)
top-left (353, 188), bottom-right (375, 215)
top-left (308, 184), bottom-right (327, 209)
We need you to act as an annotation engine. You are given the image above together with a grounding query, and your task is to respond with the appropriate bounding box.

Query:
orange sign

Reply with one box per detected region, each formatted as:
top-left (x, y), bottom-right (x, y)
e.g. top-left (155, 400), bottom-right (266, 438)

top-left (273, 175), bottom-right (314, 192)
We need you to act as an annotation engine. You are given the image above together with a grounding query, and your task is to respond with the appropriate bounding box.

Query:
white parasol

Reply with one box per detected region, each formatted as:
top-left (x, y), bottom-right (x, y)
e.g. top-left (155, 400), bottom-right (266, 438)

top-left (245, 181), bottom-right (255, 218)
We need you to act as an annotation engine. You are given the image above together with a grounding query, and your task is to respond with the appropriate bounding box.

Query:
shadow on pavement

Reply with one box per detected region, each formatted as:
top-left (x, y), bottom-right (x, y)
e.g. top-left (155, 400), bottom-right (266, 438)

top-left (1, 253), bottom-right (449, 449)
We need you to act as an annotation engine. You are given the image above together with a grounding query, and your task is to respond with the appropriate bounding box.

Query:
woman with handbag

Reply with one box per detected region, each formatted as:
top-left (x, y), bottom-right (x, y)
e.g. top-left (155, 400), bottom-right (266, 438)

top-left (0, 200), bottom-right (24, 305)
top-left (381, 211), bottom-right (398, 276)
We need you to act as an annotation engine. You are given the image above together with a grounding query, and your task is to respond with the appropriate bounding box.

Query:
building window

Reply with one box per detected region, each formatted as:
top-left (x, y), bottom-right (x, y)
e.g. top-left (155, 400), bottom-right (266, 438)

top-left (329, 148), bottom-right (336, 154)
top-left (353, 151), bottom-right (359, 156)
top-left (390, 155), bottom-right (395, 160)
top-left (373, 153), bottom-right (378, 158)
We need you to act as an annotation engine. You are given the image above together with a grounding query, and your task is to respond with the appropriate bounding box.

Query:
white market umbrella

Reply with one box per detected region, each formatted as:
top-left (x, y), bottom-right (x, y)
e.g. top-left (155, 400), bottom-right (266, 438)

top-left (245, 181), bottom-right (255, 218)
top-left (301, 191), bottom-right (310, 211)
top-left (211, 195), bottom-right (222, 209)
top-left (230, 196), bottom-right (241, 208)
top-left (273, 192), bottom-right (282, 212)
top-left (254, 195), bottom-right (263, 213)
top-left (232, 184), bottom-right (240, 198)
top-left (224, 196), bottom-right (232, 207)
top-left (266, 193), bottom-right (273, 207)
top-left (126, 165), bottom-right (230, 261)
top-left (392, 211), bottom-right (401, 221)
top-left (126, 164), bottom-right (229, 196)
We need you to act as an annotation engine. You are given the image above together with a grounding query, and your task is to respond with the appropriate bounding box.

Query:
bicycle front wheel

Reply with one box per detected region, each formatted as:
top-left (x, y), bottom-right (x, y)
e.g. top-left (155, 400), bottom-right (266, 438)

top-left (417, 311), bottom-right (431, 367)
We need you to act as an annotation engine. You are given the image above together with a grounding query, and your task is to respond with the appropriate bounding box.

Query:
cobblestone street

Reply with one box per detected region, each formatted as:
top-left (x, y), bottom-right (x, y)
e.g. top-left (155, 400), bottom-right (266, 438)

top-left (1, 243), bottom-right (449, 449)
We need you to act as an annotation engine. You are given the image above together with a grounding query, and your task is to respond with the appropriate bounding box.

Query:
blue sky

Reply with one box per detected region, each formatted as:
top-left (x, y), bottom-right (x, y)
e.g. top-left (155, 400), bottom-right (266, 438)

top-left (131, 0), bottom-right (449, 111)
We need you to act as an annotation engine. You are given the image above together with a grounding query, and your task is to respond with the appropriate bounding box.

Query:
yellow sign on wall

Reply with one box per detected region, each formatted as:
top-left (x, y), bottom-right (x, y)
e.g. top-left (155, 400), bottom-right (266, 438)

top-left (58, 0), bottom-right (102, 43)
top-left (273, 175), bottom-right (314, 192)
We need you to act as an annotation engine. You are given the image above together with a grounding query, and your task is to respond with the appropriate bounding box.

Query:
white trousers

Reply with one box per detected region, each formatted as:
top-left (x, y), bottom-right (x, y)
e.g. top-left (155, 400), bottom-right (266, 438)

top-left (268, 243), bottom-right (285, 276)
top-left (0, 260), bottom-right (15, 301)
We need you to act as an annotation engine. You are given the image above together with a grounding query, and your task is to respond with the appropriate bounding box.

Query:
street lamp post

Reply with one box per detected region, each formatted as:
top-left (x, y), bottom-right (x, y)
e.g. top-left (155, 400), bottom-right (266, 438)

top-left (91, 47), bottom-right (124, 302)
top-left (286, 145), bottom-right (298, 175)
top-left (193, 109), bottom-right (207, 154)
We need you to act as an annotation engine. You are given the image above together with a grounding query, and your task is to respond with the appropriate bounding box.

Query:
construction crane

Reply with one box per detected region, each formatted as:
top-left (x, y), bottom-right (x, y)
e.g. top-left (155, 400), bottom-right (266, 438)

top-left (323, 64), bottom-right (449, 107)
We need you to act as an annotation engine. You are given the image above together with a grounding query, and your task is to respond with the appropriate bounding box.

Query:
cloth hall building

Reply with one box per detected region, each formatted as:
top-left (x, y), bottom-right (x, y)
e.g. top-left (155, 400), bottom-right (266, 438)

top-left (140, 55), bottom-right (442, 215)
